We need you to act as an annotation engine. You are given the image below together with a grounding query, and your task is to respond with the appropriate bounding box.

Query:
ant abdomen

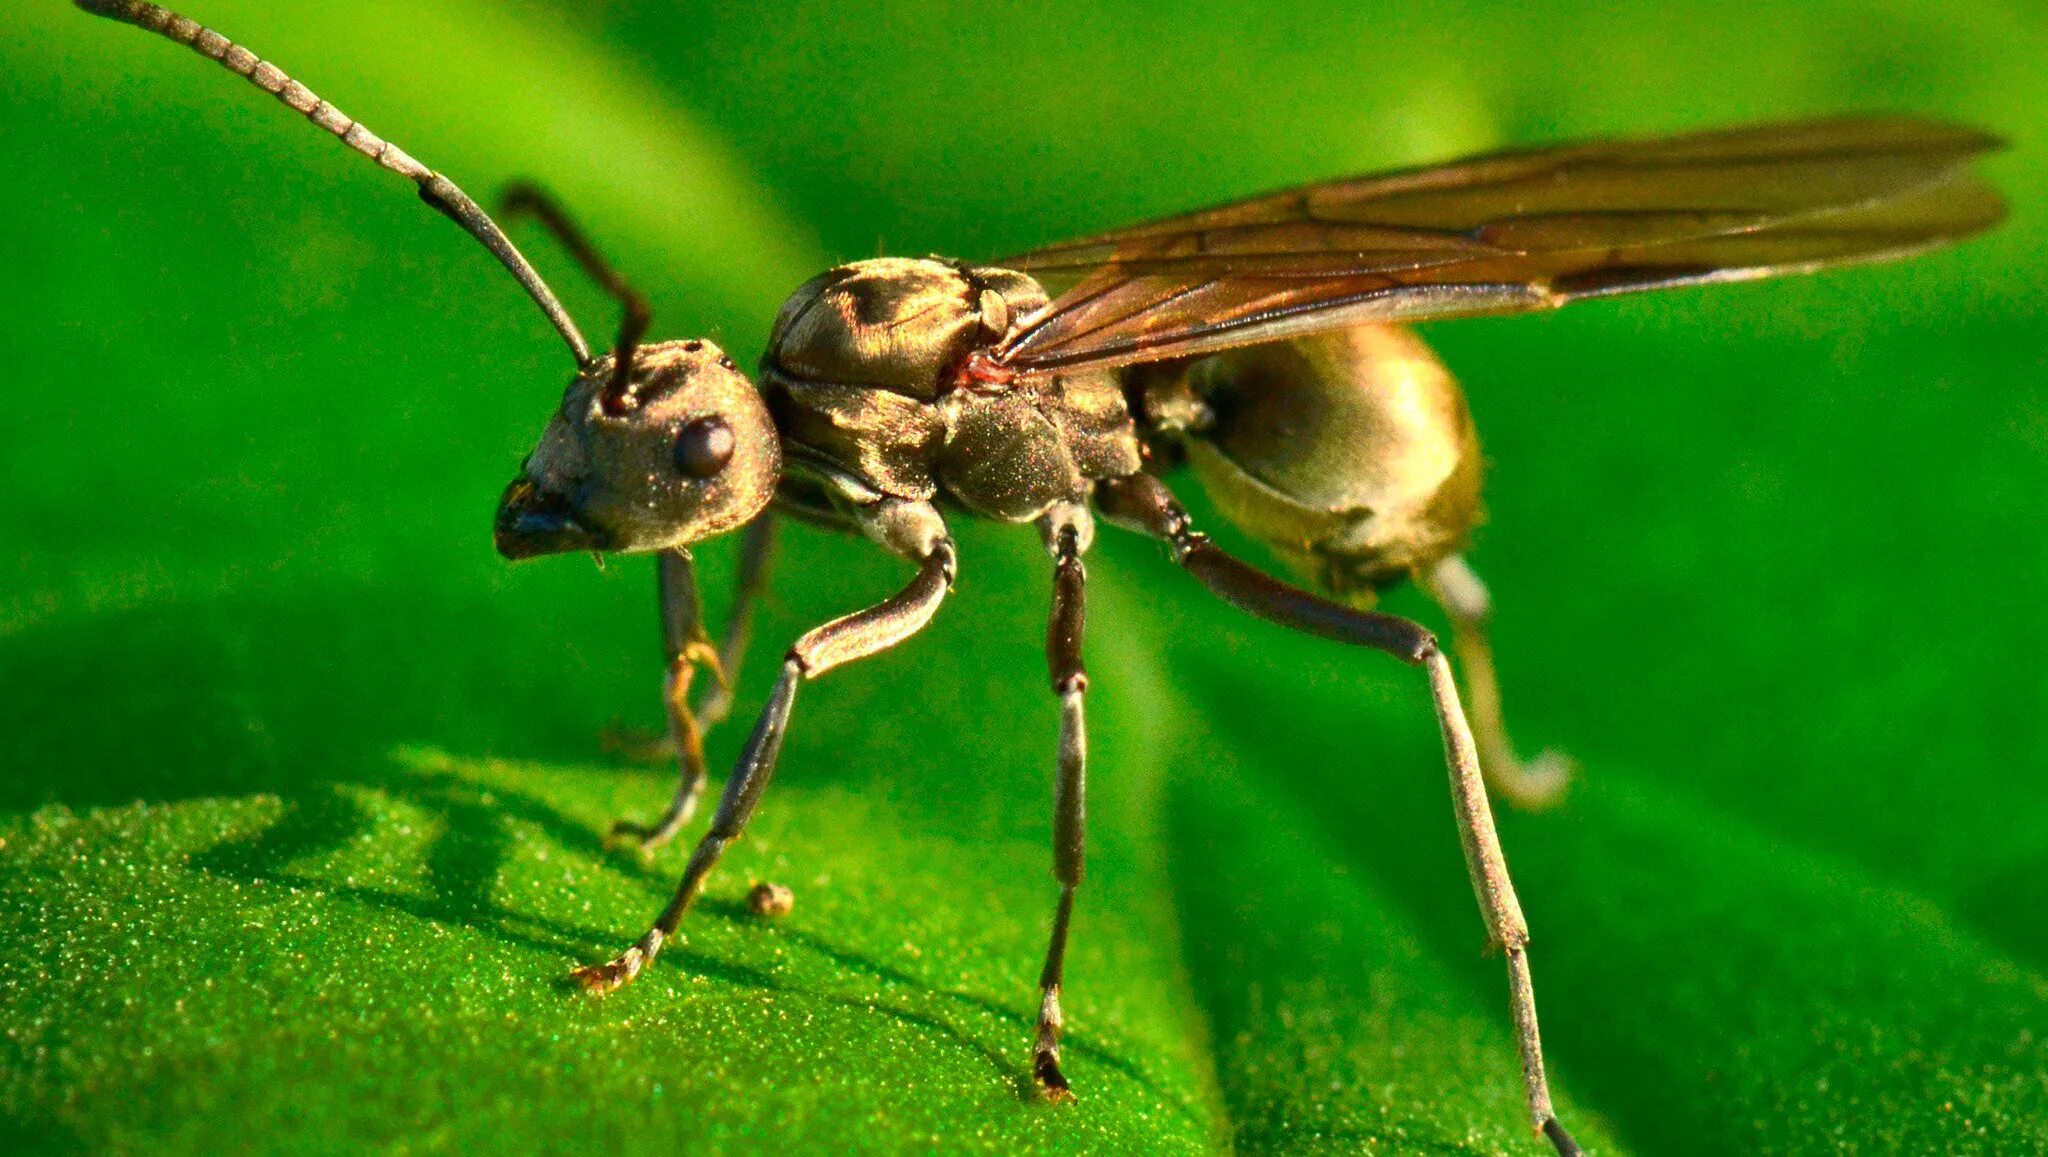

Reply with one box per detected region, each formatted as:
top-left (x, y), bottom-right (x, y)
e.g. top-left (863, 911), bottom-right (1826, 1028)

top-left (1143, 326), bottom-right (1485, 601)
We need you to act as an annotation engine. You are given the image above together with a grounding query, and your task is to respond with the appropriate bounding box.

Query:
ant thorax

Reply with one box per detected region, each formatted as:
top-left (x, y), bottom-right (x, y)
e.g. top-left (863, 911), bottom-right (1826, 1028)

top-left (758, 257), bottom-right (1141, 525)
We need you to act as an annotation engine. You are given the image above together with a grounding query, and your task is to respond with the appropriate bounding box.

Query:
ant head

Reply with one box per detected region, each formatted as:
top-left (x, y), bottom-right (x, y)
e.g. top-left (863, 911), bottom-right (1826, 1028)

top-left (72, 1), bottom-right (783, 562)
top-left (495, 339), bottom-right (780, 559)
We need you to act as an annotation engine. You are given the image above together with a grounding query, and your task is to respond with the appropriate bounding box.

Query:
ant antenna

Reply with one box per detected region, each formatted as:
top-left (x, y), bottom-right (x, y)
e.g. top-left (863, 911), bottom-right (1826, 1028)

top-left (76, 0), bottom-right (594, 367)
top-left (501, 184), bottom-right (652, 415)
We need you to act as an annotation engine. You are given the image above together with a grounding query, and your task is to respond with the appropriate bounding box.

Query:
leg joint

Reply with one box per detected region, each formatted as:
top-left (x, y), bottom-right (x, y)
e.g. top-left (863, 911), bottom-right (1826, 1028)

top-left (1052, 850), bottom-right (1085, 888)
top-left (1093, 472), bottom-right (1192, 543)
top-left (783, 647), bottom-right (813, 677)
top-left (688, 831), bottom-right (734, 861)
top-left (1414, 630), bottom-right (1443, 664)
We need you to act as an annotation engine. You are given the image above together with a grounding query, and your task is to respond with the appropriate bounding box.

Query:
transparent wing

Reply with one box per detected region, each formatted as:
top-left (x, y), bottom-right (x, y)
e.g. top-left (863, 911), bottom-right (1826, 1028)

top-left (994, 116), bottom-right (2005, 374)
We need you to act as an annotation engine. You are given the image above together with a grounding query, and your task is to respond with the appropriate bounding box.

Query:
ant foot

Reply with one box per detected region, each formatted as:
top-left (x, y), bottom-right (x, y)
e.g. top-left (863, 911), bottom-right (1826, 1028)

top-left (571, 929), bottom-right (665, 995)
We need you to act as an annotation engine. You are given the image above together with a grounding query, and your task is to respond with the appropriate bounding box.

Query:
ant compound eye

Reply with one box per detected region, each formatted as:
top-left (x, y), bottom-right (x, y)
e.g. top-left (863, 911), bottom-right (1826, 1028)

top-left (672, 416), bottom-right (736, 479)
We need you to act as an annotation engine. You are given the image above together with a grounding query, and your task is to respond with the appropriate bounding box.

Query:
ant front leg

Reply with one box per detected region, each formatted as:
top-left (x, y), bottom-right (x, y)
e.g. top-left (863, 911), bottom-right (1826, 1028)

top-left (693, 512), bottom-right (778, 733)
top-left (575, 502), bottom-right (955, 993)
top-left (1095, 473), bottom-right (1582, 1157)
top-left (608, 519), bottom-right (779, 849)
top-left (1032, 502), bottom-right (1092, 1101)
top-left (607, 548), bottom-right (726, 852)
top-left (1419, 554), bottom-right (1574, 810)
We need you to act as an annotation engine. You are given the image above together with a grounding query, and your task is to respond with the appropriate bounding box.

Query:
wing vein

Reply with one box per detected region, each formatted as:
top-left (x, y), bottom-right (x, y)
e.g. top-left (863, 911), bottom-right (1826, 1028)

top-left (994, 117), bottom-right (2003, 374)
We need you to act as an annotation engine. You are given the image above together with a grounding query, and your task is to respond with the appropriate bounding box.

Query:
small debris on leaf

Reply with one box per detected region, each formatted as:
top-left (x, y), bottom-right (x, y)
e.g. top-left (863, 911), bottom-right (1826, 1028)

top-left (746, 881), bottom-right (795, 918)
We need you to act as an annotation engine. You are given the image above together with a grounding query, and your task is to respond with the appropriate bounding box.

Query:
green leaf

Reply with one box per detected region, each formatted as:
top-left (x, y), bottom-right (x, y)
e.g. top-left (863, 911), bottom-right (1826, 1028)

top-left (5, 0), bottom-right (2048, 1153)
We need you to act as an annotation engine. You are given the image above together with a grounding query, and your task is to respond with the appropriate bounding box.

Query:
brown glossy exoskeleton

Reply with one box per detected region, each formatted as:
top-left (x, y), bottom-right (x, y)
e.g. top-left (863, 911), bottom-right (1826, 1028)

top-left (78, 3), bottom-right (2008, 1152)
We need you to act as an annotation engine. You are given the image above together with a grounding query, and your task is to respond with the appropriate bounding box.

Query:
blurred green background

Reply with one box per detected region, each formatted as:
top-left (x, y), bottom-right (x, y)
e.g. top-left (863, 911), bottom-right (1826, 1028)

top-left (3, 1), bottom-right (2045, 1152)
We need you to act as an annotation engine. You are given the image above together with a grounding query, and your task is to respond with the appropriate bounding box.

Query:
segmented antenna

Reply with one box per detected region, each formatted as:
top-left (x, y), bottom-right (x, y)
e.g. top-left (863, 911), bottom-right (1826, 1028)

top-left (75, 0), bottom-right (594, 367)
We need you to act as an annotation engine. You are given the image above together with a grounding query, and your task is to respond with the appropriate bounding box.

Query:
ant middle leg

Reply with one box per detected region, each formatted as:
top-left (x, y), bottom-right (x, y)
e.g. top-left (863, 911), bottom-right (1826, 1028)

top-left (1031, 502), bottom-right (1092, 1100)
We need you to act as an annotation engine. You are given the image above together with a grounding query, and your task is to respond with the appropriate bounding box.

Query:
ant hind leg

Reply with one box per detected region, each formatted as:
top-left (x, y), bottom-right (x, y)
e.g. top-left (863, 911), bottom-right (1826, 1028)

top-left (1420, 554), bottom-right (1574, 810)
top-left (1095, 474), bottom-right (1581, 1157)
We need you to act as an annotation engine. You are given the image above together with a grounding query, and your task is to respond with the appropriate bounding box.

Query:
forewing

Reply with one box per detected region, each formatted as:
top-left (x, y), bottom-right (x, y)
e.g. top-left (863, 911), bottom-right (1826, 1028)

top-left (995, 116), bottom-right (2005, 374)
